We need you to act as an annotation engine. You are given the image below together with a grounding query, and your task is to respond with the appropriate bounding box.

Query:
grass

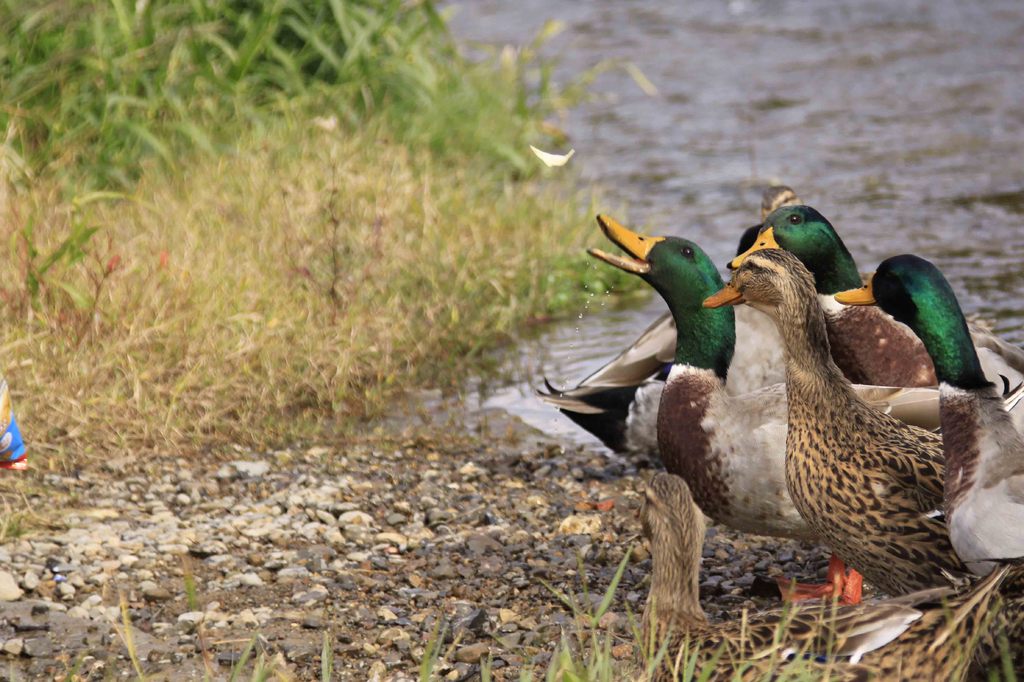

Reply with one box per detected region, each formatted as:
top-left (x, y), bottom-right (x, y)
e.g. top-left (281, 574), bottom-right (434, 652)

top-left (0, 1), bottom-right (643, 469)
top-left (2, 126), bottom-right (639, 467)
top-left (0, 0), bottom-right (575, 188)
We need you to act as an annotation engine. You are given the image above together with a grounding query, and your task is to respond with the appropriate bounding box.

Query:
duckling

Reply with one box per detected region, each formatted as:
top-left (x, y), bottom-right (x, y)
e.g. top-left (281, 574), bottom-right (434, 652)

top-left (835, 255), bottom-right (1024, 575)
top-left (642, 472), bottom-right (1008, 681)
top-left (538, 185), bottom-right (801, 454)
top-left (705, 249), bottom-right (969, 595)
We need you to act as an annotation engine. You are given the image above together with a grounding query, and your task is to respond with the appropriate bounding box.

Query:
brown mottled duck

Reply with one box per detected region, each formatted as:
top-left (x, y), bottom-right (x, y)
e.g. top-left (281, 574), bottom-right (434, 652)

top-left (704, 248), bottom-right (970, 596)
top-left (642, 472), bottom-right (1007, 681)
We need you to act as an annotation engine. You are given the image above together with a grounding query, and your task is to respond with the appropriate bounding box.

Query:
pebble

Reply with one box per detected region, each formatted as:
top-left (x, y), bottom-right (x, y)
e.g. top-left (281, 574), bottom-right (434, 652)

top-left (239, 572), bottom-right (263, 587)
top-left (22, 571), bottom-right (39, 591)
top-left (23, 637), bottom-right (53, 658)
top-left (454, 642), bottom-right (489, 663)
top-left (0, 571), bottom-right (24, 601)
top-left (339, 510), bottom-right (373, 526)
top-left (2, 638), bottom-right (24, 655)
top-left (0, 434), bottom-right (831, 678)
top-left (557, 514), bottom-right (602, 536)
top-left (143, 585), bottom-right (174, 602)
top-left (276, 566), bottom-right (310, 581)
top-left (230, 460), bottom-right (270, 478)
top-left (234, 609), bottom-right (259, 627)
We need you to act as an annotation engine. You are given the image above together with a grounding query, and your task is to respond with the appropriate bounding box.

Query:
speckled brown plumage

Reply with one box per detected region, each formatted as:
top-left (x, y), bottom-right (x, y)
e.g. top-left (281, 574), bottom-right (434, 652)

top-left (728, 250), bottom-right (969, 595)
top-left (827, 305), bottom-right (937, 387)
top-left (641, 473), bottom-right (1007, 681)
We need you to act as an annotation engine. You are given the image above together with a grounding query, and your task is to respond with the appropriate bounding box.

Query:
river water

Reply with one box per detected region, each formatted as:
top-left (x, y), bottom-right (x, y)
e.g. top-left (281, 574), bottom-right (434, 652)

top-left (448, 0), bottom-right (1024, 448)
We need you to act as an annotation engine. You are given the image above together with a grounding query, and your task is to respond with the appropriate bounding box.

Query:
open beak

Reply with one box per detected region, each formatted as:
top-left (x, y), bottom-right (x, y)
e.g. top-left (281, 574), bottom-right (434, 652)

top-left (834, 274), bottom-right (877, 305)
top-left (588, 248), bottom-right (650, 274)
top-left (703, 284), bottom-right (745, 308)
top-left (728, 226), bottom-right (780, 270)
top-left (591, 214), bottom-right (665, 274)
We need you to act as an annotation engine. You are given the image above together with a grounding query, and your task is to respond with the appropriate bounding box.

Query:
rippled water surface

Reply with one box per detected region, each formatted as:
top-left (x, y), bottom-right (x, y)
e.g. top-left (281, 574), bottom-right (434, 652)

top-left (448, 0), bottom-right (1024, 446)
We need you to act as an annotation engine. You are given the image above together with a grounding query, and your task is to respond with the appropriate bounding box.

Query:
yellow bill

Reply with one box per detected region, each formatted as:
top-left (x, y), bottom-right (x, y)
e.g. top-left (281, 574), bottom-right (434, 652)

top-left (729, 226), bottom-right (780, 270)
top-left (834, 274), bottom-right (877, 305)
top-left (595, 215), bottom-right (664, 260)
top-left (530, 145), bottom-right (575, 167)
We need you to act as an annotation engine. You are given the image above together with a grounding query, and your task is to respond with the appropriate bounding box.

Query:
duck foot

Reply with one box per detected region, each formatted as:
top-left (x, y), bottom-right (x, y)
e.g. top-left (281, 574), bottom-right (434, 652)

top-left (776, 554), bottom-right (863, 605)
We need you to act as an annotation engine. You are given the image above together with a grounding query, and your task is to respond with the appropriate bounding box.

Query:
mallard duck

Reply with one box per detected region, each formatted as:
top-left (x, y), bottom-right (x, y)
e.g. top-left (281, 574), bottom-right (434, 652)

top-left (705, 248), bottom-right (971, 595)
top-left (585, 216), bottom-right (957, 602)
top-left (835, 255), bottom-right (1024, 575)
top-left (641, 472), bottom-right (1008, 681)
top-left (538, 186), bottom-right (801, 454)
top-left (730, 204), bottom-right (1024, 392)
top-left (541, 195), bottom-right (1024, 455)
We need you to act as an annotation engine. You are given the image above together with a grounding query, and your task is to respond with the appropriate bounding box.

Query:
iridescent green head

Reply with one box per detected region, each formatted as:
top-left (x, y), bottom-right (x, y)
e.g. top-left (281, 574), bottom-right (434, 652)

top-left (729, 205), bottom-right (862, 294)
top-left (590, 215), bottom-right (735, 379)
top-left (836, 254), bottom-right (988, 389)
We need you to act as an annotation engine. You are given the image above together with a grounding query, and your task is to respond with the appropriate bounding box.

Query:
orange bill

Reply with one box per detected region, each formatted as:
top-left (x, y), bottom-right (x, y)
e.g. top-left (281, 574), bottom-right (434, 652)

top-left (703, 284), bottom-right (744, 308)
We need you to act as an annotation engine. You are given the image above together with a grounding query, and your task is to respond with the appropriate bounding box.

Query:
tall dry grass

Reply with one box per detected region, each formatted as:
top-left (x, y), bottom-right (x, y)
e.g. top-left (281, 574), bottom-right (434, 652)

top-left (1, 126), bottom-right (630, 467)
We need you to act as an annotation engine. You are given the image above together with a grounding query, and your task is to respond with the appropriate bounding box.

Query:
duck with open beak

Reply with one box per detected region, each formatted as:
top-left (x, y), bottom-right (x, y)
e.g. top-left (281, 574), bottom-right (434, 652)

top-left (589, 214), bottom-right (870, 603)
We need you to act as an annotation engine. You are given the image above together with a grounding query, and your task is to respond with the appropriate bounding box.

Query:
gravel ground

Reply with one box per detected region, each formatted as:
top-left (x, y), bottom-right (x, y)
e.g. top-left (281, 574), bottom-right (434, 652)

top-left (0, 401), bottom-right (832, 681)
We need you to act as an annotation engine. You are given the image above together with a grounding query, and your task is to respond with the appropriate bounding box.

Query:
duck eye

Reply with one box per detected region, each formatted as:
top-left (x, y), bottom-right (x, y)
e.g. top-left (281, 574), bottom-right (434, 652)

top-left (788, 214), bottom-right (802, 225)
top-left (681, 246), bottom-right (694, 259)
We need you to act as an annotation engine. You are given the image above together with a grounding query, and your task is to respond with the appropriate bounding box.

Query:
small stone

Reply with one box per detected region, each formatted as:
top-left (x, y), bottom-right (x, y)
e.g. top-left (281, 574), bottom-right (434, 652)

top-left (378, 627), bottom-right (409, 645)
top-left (0, 571), bottom-right (24, 601)
top-left (231, 460), bottom-right (270, 478)
top-left (557, 514), bottom-right (602, 536)
top-left (23, 637), bottom-right (53, 658)
top-left (57, 582), bottom-right (76, 599)
top-left (292, 585), bottom-right (328, 604)
top-left (178, 611), bottom-right (205, 632)
top-left (216, 652), bottom-right (242, 666)
top-left (458, 462), bottom-right (485, 478)
top-left (465, 533), bottom-right (502, 555)
top-left (143, 585), bottom-right (173, 602)
top-left (3, 638), bottom-right (24, 655)
top-left (377, 606), bottom-right (398, 622)
top-left (276, 566), bottom-right (310, 582)
top-left (374, 532), bottom-right (408, 550)
top-left (238, 573), bottom-right (263, 587)
top-left (236, 609), bottom-right (259, 627)
top-left (498, 609), bottom-right (518, 624)
top-left (22, 572), bottom-right (39, 592)
top-left (454, 642), bottom-right (489, 663)
top-left (338, 510), bottom-right (373, 526)
top-left (457, 608), bottom-right (488, 635)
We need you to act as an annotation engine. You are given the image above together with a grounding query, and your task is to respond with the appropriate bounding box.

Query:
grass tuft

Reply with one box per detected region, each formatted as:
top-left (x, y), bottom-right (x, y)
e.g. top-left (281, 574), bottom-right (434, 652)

top-left (0, 0), bottom-right (569, 188)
